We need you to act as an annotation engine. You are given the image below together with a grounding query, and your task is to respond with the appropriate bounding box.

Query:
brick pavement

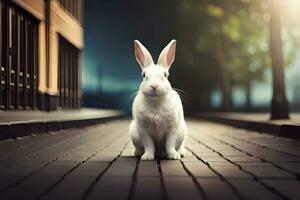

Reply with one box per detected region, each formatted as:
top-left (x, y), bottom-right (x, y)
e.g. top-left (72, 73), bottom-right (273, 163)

top-left (0, 119), bottom-right (299, 200)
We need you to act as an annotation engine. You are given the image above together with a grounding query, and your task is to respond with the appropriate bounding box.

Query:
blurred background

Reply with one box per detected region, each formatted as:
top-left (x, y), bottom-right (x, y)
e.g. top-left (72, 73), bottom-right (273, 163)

top-left (83, 0), bottom-right (300, 117)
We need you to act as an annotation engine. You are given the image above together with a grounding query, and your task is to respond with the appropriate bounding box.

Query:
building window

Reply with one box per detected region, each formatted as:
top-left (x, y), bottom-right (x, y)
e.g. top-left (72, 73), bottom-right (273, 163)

top-left (58, 36), bottom-right (80, 109)
top-left (0, 1), bottom-right (39, 110)
top-left (58, 0), bottom-right (82, 23)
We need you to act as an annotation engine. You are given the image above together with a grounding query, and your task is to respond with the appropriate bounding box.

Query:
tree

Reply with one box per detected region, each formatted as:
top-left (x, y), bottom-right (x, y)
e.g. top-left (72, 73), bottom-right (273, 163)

top-left (268, 0), bottom-right (289, 119)
top-left (160, 0), bottom-right (292, 115)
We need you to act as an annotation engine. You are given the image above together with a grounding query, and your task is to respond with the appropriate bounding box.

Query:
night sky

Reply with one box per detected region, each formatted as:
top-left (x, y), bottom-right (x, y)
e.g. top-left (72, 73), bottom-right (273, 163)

top-left (83, 0), bottom-right (171, 94)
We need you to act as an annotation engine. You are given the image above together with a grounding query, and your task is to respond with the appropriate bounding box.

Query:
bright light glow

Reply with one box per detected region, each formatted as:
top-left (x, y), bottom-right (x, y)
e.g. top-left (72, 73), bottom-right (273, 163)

top-left (281, 0), bottom-right (300, 49)
top-left (282, 0), bottom-right (300, 23)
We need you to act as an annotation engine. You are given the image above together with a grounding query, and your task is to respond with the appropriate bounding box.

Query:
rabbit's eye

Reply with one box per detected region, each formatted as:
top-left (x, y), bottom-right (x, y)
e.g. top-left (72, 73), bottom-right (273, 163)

top-left (142, 72), bottom-right (148, 80)
top-left (164, 72), bottom-right (168, 77)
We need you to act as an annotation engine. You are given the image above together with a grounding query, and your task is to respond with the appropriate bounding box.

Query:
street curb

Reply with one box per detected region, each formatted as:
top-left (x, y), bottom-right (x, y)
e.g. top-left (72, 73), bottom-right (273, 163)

top-left (279, 124), bottom-right (300, 140)
top-left (193, 114), bottom-right (300, 140)
top-left (0, 115), bottom-right (126, 141)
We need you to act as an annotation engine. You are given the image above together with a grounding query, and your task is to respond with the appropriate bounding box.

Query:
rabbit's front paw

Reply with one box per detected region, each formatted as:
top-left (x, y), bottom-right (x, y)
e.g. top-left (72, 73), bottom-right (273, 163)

top-left (134, 149), bottom-right (144, 157)
top-left (178, 147), bottom-right (186, 157)
top-left (141, 152), bottom-right (155, 160)
top-left (167, 151), bottom-right (181, 160)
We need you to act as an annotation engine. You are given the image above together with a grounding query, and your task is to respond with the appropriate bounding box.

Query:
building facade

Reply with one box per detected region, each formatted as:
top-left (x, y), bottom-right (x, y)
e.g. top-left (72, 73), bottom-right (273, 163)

top-left (0, 0), bottom-right (83, 111)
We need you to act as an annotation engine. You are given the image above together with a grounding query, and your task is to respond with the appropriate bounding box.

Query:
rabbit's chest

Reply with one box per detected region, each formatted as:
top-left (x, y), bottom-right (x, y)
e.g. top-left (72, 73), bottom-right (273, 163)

top-left (143, 106), bottom-right (172, 125)
top-left (143, 107), bottom-right (172, 136)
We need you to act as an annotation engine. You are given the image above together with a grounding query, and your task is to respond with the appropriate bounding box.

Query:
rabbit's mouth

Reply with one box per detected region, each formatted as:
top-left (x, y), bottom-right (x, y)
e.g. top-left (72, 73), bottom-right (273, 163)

top-left (143, 90), bottom-right (161, 97)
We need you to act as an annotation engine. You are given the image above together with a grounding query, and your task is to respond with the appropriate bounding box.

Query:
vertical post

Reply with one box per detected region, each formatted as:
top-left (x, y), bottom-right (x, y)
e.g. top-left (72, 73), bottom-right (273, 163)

top-left (58, 35), bottom-right (61, 107)
top-left (23, 16), bottom-right (28, 108)
top-left (0, 0), bottom-right (2, 109)
top-left (38, 21), bottom-right (47, 94)
top-left (78, 49), bottom-right (82, 108)
top-left (33, 21), bottom-right (38, 108)
top-left (74, 50), bottom-right (77, 108)
top-left (45, 0), bottom-right (50, 89)
top-left (269, 0), bottom-right (289, 119)
top-left (15, 11), bottom-right (20, 109)
top-left (6, 4), bottom-right (11, 109)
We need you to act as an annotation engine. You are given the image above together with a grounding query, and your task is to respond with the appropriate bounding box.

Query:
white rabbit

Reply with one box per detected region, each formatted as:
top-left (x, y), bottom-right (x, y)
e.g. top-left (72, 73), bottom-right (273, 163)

top-left (129, 39), bottom-right (187, 160)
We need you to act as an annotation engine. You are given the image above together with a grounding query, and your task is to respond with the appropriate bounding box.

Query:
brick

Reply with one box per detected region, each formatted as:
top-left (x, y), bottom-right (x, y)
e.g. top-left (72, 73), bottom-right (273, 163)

top-left (200, 156), bottom-right (227, 162)
top-left (164, 177), bottom-right (203, 200)
top-left (207, 161), bottom-right (235, 167)
top-left (58, 155), bottom-right (92, 162)
top-left (235, 162), bottom-right (272, 167)
top-left (225, 156), bottom-right (261, 162)
top-left (262, 156), bottom-right (300, 162)
top-left (1, 177), bottom-right (59, 199)
top-left (0, 162), bottom-right (46, 177)
top-left (180, 156), bottom-right (200, 162)
top-left (0, 176), bottom-right (22, 190)
top-left (160, 161), bottom-right (188, 177)
top-left (33, 161), bottom-right (78, 177)
top-left (242, 166), bottom-right (296, 179)
top-left (116, 156), bottom-right (137, 162)
top-left (197, 178), bottom-right (239, 200)
top-left (133, 177), bottom-right (163, 200)
top-left (184, 163), bottom-right (217, 178)
top-left (43, 177), bottom-right (94, 200)
top-left (69, 161), bottom-right (109, 177)
top-left (137, 161), bottom-right (160, 177)
top-left (247, 150), bottom-right (287, 157)
top-left (230, 179), bottom-right (281, 200)
top-left (89, 155), bottom-right (117, 162)
top-left (195, 152), bottom-right (220, 157)
top-left (274, 163), bottom-right (300, 174)
top-left (220, 151), bottom-right (248, 157)
top-left (103, 162), bottom-right (136, 177)
top-left (211, 166), bottom-right (252, 178)
top-left (262, 180), bottom-right (300, 200)
top-left (87, 177), bottom-right (132, 200)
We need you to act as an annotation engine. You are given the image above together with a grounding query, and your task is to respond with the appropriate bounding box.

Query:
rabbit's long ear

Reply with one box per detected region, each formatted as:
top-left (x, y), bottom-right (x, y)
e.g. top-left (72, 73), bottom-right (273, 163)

top-left (157, 39), bottom-right (176, 70)
top-left (134, 40), bottom-right (154, 70)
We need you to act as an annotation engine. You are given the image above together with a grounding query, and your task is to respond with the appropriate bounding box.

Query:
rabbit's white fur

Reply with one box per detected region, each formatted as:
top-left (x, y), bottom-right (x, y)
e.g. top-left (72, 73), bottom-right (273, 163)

top-left (129, 39), bottom-right (187, 160)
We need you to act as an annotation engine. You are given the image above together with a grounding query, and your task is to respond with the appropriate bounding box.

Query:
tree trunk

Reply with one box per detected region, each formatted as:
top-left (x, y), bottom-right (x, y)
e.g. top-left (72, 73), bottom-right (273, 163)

top-left (216, 20), bottom-right (232, 112)
top-left (221, 79), bottom-right (232, 111)
top-left (200, 89), bottom-right (210, 111)
top-left (245, 80), bottom-right (252, 111)
top-left (216, 44), bottom-right (232, 112)
top-left (269, 0), bottom-right (289, 119)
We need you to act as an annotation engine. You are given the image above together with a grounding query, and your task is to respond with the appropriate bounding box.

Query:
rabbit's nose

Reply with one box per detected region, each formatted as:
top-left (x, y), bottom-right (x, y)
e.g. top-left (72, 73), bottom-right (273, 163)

top-left (150, 85), bottom-right (158, 90)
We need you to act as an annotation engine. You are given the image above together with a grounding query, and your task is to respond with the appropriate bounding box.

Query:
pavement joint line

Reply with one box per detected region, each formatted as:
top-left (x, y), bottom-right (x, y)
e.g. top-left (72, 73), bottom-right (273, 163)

top-left (0, 136), bottom-right (103, 195)
top-left (189, 135), bottom-right (292, 200)
top-left (220, 133), bottom-right (299, 157)
top-left (1, 122), bottom-right (117, 166)
top-left (36, 130), bottom-right (129, 199)
top-left (0, 129), bottom-right (86, 168)
top-left (80, 140), bottom-right (130, 200)
top-left (0, 125), bottom-right (117, 194)
top-left (179, 159), bottom-right (208, 200)
top-left (36, 161), bottom-right (84, 200)
top-left (210, 135), bottom-right (300, 179)
top-left (190, 121), bottom-right (300, 157)
top-left (157, 160), bottom-right (169, 200)
top-left (7, 128), bottom-right (90, 162)
top-left (126, 159), bottom-right (140, 200)
top-left (0, 132), bottom-right (69, 156)
top-left (0, 134), bottom-right (90, 194)
top-left (185, 145), bottom-right (232, 181)
top-left (185, 146), bottom-right (246, 200)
